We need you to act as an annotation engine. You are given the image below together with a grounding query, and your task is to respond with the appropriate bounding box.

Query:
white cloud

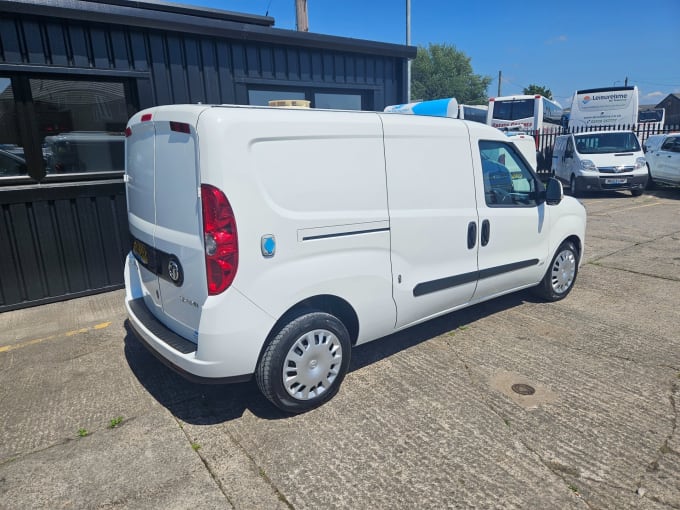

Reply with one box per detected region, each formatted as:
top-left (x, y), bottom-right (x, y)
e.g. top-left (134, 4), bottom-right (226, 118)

top-left (546, 35), bottom-right (568, 45)
top-left (643, 91), bottom-right (665, 99)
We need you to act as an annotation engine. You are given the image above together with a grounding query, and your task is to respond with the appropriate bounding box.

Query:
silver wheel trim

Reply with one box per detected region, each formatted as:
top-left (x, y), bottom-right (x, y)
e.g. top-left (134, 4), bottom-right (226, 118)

top-left (282, 329), bottom-right (343, 401)
top-left (551, 249), bottom-right (576, 294)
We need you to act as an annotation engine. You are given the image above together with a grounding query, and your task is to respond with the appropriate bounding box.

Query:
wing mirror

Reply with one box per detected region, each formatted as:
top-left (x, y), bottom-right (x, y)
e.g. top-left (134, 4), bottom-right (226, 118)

top-left (545, 177), bottom-right (563, 205)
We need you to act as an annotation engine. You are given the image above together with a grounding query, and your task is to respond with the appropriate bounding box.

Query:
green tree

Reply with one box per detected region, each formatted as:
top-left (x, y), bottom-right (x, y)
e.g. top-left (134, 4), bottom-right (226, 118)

top-left (522, 84), bottom-right (553, 99)
top-left (411, 43), bottom-right (491, 104)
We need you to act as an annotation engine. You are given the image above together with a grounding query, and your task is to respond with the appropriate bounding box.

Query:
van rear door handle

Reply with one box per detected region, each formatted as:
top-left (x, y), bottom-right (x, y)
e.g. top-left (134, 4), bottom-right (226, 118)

top-left (481, 220), bottom-right (490, 247)
top-left (467, 222), bottom-right (477, 249)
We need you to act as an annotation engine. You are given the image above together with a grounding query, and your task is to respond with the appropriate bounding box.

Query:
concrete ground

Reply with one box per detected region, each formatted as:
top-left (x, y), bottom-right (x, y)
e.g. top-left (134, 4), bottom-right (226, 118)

top-left (1, 189), bottom-right (679, 509)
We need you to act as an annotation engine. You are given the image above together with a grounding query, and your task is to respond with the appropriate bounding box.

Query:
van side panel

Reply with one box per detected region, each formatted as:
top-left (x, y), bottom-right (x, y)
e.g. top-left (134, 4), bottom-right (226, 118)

top-left (381, 115), bottom-right (480, 329)
top-left (197, 107), bottom-right (396, 345)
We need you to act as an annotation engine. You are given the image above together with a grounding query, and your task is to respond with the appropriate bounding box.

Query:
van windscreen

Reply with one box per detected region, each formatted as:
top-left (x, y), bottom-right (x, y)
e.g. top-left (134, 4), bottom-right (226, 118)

top-left (574, 132), bottom-right (640, 154)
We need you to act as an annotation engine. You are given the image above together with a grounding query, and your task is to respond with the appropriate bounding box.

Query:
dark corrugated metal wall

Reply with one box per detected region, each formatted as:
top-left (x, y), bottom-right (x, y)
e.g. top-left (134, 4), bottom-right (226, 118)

top-left (0, 14), bottom-right (400, 106)
top-left (0, 184), bottom-right (129, 310)
top-left (0, 11), bottom-right (405, 311)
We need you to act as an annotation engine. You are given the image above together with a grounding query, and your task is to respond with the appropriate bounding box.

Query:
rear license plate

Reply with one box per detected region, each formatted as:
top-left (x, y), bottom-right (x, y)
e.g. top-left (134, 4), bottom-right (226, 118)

top-left (605, 178), bottom-right (627, 185)
top-left (132, 239), bottom-right (149, 265)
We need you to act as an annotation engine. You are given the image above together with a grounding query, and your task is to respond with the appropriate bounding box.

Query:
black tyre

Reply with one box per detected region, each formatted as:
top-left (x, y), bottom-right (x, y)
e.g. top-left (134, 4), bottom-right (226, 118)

top-left (631, 188), bottom-right (643, 197)
top-left (532, 241), bottom-right (579, 301)
top-left (646, 165), bottom-right (657, 190)
top-left (256, 312), bottom-right (351, 414)
top-left (570, 174), bottom-right (581, 198)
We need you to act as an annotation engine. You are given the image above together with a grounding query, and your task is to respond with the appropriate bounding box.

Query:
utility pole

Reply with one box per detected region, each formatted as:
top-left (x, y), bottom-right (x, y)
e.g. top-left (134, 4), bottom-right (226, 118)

top-left (625, 76), bottom-right (628, 86)
top-left (497, 70), bottom-right (502, 97)
top-left (295, 0), bottom-right (308, 32)
top-left (406, 0), bottom-right (411, 102)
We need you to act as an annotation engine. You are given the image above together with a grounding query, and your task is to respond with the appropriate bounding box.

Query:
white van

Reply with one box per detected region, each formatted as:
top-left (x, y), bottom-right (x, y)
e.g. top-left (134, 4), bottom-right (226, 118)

top-left (124, 105), bottom-right (586, 413)
top-left (551, 130), bottom-right (647, 197)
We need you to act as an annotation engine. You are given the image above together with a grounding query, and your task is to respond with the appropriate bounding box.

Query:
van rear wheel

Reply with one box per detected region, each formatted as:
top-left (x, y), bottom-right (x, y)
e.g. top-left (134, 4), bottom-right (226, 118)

top-left (256, 312), bottom-right (351, 414)
top-left (532, 241), bottom-right (579, 302)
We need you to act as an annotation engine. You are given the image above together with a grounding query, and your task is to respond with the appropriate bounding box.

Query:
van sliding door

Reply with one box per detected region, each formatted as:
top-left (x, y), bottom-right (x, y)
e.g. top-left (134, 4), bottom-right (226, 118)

top-left (381, 115), bottom-right (480, 329)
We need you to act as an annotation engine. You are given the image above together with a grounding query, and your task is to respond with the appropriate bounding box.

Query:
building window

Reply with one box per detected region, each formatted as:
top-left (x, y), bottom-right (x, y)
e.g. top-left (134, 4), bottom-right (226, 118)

top-left (248, 86), bottom-right (368, 111)
top-left (0, 77), bottom-right (28, 178)
top-left (0, 75), bottom-right (136, 184)
top-left (31, 79), bottom-right (128, 175)
top-left (248, 89), bottom-right (306, 106)
top-left (314, 93), bottom-right (362, 110)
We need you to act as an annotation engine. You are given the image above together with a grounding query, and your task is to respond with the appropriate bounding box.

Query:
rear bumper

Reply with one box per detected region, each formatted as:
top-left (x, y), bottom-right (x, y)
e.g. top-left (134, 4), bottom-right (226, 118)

top-left (124, 253), bottom-right (274, 382)
top-left (126, 297), bottom-right (252, 384)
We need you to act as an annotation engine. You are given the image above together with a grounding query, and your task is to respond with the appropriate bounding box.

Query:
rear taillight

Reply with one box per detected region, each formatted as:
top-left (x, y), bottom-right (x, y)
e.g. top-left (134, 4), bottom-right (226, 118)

top-left (201, 184), bottom-right (238, 295)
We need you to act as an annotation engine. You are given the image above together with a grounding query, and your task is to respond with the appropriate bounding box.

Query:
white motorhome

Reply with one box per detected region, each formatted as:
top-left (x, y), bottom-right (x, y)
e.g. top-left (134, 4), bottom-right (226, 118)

top-left (568, 86), bottom-right (639, 129)
top-left (124, 105), bottom-right (586, 413)
top-left (551, 130), bottom-right (647, 196)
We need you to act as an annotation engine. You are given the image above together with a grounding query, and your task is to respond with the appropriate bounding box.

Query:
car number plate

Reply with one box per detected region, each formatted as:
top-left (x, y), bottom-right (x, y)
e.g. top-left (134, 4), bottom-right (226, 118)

top-left (132, 239), bottom-right (149, 265)
top-left (605, 178), bottom-right (627, 184)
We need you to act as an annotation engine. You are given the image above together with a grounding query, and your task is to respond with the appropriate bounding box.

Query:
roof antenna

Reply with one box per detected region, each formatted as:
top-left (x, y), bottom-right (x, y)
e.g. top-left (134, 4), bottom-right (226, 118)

top-left (265, 0), bottom-right (273, 16)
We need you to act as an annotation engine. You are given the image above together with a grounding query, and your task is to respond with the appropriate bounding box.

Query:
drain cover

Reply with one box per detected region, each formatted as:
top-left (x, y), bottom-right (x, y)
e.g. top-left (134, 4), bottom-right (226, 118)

top-left (511, 383), bottom-right (536, 396)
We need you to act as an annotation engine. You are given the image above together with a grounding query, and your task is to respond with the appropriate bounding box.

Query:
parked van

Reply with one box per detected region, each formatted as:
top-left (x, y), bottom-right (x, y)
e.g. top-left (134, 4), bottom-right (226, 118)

top-left (551, 130), bottom-right (647, 197)
top-left (124, 105), bottom-right (586, 413)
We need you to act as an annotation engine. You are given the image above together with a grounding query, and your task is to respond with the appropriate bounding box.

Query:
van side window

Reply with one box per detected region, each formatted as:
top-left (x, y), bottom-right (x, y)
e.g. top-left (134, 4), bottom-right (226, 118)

top-left (479, 140), bottom-right (538, 207)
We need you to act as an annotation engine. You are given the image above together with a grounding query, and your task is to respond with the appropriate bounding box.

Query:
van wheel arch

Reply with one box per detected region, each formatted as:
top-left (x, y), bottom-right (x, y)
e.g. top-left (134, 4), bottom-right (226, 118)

top-left (532, 237), bottom-right (581, 301)
top-left (258, 295), bottom-right (360, 363)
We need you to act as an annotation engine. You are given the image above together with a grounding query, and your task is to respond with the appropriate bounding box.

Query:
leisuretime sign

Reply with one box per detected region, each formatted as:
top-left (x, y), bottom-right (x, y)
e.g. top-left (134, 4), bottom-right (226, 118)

top-left (580, 91), bottom-right (633, 109)
top-left (568, 86), bottom-right (639, 128)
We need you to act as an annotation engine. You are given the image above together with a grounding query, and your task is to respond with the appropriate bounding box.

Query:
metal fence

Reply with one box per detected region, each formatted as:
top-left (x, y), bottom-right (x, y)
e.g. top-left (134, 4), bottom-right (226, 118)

top-left (532, 124), bottom-right (680, 177)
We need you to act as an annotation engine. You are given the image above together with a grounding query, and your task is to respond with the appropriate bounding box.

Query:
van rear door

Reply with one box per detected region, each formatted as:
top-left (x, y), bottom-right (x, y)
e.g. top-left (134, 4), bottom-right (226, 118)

top-left (126, 106), bottom-right (209, 343)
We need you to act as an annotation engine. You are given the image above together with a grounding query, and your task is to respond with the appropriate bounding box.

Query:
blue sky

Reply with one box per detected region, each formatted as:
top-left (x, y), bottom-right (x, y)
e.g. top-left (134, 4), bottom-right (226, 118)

top-left (178, 0), bottom-right (679, 108)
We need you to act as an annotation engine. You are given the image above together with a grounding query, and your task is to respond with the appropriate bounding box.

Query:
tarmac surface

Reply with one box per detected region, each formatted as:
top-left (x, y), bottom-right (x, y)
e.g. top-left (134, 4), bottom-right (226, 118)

top-left (1, 188), bottom-right (679, 509)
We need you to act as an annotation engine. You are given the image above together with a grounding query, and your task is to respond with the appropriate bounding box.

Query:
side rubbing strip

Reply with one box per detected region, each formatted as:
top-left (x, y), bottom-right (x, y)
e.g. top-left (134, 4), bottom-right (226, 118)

top-left (413, 272), bottom-right (478, 297)
top-left (302, 227), bottom-right (390, 242)
top-left (478, 259), bottom-right (539, 279)
top-left (413, 259), bottom-right (540, 297)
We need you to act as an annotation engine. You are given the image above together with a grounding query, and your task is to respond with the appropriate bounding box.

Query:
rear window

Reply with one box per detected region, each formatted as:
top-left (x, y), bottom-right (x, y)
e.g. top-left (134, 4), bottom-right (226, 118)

top-left (574, 132), bottom-right (640, 154)
top-left (491, 99), bottom-right (534, 121)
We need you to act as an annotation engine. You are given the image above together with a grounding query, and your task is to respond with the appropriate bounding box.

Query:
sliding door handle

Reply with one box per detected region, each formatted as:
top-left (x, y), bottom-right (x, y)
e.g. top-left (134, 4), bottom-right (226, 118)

top-left (481, 219), bottom-right (490, 247)
top-left (467, 221), bottom-right (477, 249)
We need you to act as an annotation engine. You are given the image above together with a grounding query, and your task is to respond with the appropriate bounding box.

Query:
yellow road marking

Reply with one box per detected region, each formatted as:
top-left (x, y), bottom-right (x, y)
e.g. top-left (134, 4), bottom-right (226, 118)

top-left (613, 202), bottom-right (661, 213)
top-left (0, 321), bottom-right (112, 354)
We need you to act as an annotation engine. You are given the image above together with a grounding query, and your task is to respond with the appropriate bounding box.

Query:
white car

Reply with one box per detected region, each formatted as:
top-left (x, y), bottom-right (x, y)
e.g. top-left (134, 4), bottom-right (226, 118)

top-left (644, 133), bottom-right (680, 187)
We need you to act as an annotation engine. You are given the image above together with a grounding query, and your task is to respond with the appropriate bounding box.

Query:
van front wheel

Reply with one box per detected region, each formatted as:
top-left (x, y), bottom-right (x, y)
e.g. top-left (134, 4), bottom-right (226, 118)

top-left (532, 241), bottom-right (579, 302)
top-left (570, 175), bottom-right (581, 197)
top-left (256, 312), bottom-right (351, 414)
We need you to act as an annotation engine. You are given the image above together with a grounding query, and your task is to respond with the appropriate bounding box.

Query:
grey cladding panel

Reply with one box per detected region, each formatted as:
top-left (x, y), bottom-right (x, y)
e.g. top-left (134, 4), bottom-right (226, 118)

top-left (90, 27), bottom-right (110, 68)
top-left (67, 24), bottom-right (90, 67)
top-left (22, 21), bottom-right (45, 64)
top-left (0, 18), bottom-right (22, 63)
top-left (45, 21), bottom-right (68, 66)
